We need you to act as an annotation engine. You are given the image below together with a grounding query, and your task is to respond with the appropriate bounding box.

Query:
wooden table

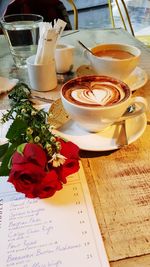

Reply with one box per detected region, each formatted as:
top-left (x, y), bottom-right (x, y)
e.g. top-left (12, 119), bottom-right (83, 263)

top-left (0, 28), bottom-right (150, 267)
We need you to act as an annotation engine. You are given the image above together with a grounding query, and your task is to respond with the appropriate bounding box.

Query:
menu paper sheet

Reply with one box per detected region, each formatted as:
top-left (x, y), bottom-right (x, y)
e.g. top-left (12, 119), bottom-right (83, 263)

top-left (0, 162), bottom-right (110, 267)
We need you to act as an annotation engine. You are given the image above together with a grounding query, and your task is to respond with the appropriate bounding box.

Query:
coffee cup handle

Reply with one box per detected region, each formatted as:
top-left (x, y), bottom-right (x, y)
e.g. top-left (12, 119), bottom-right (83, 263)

top-left (120, 96), bottom-right (147, 121)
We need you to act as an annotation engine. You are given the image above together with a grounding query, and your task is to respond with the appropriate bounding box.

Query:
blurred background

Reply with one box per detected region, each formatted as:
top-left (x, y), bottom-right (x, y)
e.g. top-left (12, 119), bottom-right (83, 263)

top-left (63, 0), bottom-right (150, 35)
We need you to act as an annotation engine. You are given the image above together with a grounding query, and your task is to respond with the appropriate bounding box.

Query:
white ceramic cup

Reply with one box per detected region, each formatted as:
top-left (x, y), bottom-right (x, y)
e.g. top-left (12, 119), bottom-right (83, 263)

top-left (55, 44), bottom-right (74, 74)
top-left (26, 55), bottom-right (57, 91)
top-left (84, 43), bottom-right (141, 80)
top-left (61, 75), bottom-right (147, 132)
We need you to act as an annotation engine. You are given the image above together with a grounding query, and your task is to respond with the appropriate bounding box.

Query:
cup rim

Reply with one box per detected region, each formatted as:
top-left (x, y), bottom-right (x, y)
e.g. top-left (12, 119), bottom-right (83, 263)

top-left (61, 75), bottom-right (131, 110)
top-left (56, 43), bottom-right (75, 49)
top-left (26, 55), bottom-right (55, 66)
top-left (2, 13), bottom-right (43, 23)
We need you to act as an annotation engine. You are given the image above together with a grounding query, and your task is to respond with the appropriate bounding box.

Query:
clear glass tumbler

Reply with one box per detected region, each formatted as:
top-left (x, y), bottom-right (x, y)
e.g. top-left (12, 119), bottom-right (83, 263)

top-left (1, 14), bottom-right (43, 68)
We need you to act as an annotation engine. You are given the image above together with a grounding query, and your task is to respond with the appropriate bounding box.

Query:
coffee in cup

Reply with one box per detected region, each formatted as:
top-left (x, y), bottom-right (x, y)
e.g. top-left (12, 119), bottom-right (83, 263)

top-left (61, 75), bottom-right (147, 132)
top-left (84, 43), bottom-right (141, 80)
top-left (63, 76), bottom-right (129, 107)
top-left (93, 49), bottom-right (134, 60)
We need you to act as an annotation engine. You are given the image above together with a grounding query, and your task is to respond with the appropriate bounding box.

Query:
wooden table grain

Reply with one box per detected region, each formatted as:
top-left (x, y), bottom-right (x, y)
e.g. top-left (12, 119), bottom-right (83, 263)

top-left (0, 28), bottom-right (150, 267)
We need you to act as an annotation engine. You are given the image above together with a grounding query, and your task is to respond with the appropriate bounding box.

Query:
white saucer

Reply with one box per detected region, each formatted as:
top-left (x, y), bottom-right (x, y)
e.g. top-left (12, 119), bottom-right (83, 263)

top-left (124, 67), bottom-right (148, 91)
top-left (76, 65), bottom-right (148, 91)
top-left (53, 113), bottom-right (147, 151)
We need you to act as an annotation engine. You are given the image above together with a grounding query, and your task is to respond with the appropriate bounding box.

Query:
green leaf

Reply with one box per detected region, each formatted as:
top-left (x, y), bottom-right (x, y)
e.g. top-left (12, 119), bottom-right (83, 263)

top-left (0, 143), bottom-right (17, 176)
top-left (9, 83), bottom-right (31, 104)
top-left (17, 143), bottom-right (26, 155)
top-left (0, 143), bottom-right (9, 159)
top-left (6, 118), bottom-right (28, 142)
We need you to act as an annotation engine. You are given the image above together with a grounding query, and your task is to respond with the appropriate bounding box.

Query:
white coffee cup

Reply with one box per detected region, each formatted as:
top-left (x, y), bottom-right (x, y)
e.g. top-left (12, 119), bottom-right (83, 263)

top-left (84, 43), bottom-right (141, 80)
top-left (26, 55), bottom-right (57, 91)
top-left (55, 44), bottom-right (74, 74)
top-left (61, 75), bottom-right (147, 132)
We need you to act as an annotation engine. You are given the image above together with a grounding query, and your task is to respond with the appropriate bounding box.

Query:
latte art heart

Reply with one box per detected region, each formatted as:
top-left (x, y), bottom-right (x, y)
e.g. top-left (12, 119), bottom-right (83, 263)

top-left (71, 82), bottom-right (126, 106)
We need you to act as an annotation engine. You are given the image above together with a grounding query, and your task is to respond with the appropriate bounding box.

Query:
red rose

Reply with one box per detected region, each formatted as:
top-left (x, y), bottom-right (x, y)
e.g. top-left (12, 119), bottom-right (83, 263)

top-left (12, 143), bottom-right (47, 168)
top-left (59, 139), bottom-right (79, 159)
top-left (8, 141), bottom-right (80, 198)
top-left (57, 140), bottom-right (80, 183)
top-left (58, 158), bottom-right (80, 183)
top-left (8, 143), bottom-right (62, 198)
top-left (8, 162), bottom-right (47, 198)
top-left (36, 170), bottom-right (62, 199)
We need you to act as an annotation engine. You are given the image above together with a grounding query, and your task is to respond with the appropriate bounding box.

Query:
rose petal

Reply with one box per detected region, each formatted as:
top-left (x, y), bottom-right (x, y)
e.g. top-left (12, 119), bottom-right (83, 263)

top-left (59, 139), bottom-right (79, 159)
top-left (8, 163), bottom-right (46, 197)
top-left (24, 143), bottom-right (47, 168)
top-left (36, 170), bottom-right (62, 199)
top-left (58, 158), bottom-right (80, 183)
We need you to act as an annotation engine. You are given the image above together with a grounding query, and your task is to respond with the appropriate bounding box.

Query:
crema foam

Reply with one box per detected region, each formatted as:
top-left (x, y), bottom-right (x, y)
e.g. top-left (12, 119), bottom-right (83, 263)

top-left (63, 80), bottom-right (128, 107)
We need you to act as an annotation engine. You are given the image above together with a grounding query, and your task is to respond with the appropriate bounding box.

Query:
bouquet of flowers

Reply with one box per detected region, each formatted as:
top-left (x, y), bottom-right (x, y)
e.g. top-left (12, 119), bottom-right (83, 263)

top-left (0, 83), bottom-right (80, 198)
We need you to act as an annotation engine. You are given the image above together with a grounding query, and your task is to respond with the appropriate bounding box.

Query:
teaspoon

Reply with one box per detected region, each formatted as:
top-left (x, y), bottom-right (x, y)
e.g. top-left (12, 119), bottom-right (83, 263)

top-left (78, 40), bottom-right (94, 55)
top-left (116, 104), bottom-right (136, 147)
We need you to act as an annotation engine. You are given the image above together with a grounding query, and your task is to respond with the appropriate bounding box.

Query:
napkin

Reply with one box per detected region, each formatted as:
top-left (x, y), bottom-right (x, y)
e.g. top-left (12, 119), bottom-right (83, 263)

top-left (34, 19), bottom-right (66, 65)
top-left (0, 76), bottom-right (18, 94)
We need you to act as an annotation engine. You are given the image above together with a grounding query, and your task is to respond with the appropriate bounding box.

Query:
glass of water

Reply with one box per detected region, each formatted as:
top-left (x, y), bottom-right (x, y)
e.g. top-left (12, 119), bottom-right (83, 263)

top-left (1, 14), bottom-right (43, 68)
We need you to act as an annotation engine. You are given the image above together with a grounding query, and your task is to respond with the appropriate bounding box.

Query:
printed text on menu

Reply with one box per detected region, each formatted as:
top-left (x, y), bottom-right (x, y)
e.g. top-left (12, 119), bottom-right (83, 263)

top-left (0, 162), bottom-right (109, 267)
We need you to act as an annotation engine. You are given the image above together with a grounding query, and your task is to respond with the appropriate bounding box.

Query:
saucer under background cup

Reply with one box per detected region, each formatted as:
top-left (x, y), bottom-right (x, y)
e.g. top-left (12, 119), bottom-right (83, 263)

top-left (76, 65), bottom-right (148, 91)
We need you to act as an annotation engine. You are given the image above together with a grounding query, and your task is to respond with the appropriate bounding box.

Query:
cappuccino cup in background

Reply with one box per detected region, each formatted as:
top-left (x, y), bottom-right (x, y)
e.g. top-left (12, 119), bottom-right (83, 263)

top-left (61, 75), bottom-right (147, 132)
top-left (55, 44), bottom-right (74, 74)
top-left (84, 43), bottom-right (141, 80)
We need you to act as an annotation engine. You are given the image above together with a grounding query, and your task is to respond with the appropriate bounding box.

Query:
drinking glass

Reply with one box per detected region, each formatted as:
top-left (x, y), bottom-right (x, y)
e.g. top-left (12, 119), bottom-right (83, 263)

top-left (1, 14), bottom-right (43, 68)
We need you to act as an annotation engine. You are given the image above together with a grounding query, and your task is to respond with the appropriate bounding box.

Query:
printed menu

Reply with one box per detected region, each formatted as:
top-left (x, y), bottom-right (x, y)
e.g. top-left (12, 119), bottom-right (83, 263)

top-left (0, 162), bottom-right (109, 267)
